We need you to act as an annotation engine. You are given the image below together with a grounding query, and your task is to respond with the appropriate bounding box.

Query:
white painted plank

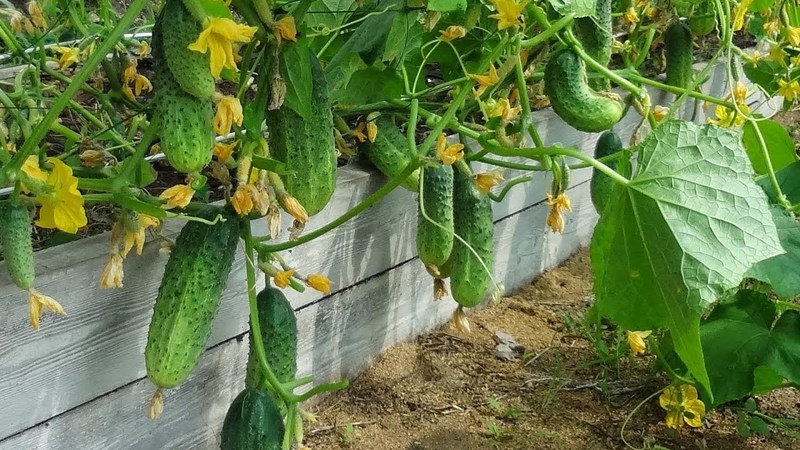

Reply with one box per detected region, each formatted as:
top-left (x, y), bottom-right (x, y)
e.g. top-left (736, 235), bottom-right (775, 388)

top-left (0, 179), bottom-right (597, 450)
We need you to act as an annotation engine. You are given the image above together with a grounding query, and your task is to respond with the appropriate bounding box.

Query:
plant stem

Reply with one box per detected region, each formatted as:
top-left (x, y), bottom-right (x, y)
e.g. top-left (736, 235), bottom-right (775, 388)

top-left (490, 146), bottom-right (630, 185)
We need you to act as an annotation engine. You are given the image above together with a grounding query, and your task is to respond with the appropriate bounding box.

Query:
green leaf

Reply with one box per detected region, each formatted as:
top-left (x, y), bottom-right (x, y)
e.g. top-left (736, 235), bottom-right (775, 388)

top-left (700, 290), bottom-right (800, 406)
top-left (742, 119), bottom-right (797, 174)
top-left (743, 59), bottom-right (781, 93)
top-left (750, 416), bottom-right (771, 436)
top-left (753, 366), bottom-right (785, 395)
top-left (736, 411), bottom-right (752, 438)
top-left (197, 0), bottom-right (234, 18)
top-left (428, 0), bottom-right (467, 11)
top-left (546, 0), bottom-right (597, 18)
top-left (591, 121), bottom-right (783, 398)
top-left (747, 206), bottom-right (800, 297)
top-left (383, 11), bottom-right (424, 64)
top-left (280, 38), bottom-right (313, 121)
top-left (333, 66), bottom-right (404, 105)
top-left (750, 0), bottom-right (776, 13)
top-left (758, 161), bottom-right (800, 204)
top-left (327, 0), bottom-right (400, 70)
top-left (305, 0), bottom-right (357, 30)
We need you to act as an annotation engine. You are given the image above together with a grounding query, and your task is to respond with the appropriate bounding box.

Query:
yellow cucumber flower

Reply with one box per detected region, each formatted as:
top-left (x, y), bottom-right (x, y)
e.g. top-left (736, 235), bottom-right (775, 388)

top-left (100, 253), bottom-right (125, 289)
top-left (732, 0), bottom-right (752, 31)
top-left (439, 25), bottom-right (466, 42)
top-left (232, 184), bottom-right (259, 216)
top-left (188, 17), bottom-right (258, 79)
top-left (763, 20), bottom-right (780, 38)
top-left (27, 1), bottom-right (46, 30)
top-left (474, 170), bottom-right (504, 193)
top-left (35, 158), bottom-right (87, 234)
top-left (122, 213), bottom-right (160, 257)
top-left (489, 0), bottom-right (528, 30)
top-left (435, 133), bottom-right (464, 165)
top-left (768, 44), bottom-right (787, 63)
top-left (488, 98), bottom-right (521, 122)
top-left (788, 26), bottom-right (800, 47)
top-left (159, 184), bottom-right (195, 209)
top-left (213, 140), bottom-right (238, 163)
top-left (306, 274), bottom-right (332, 295)
top-left (659, 384), bottom-right (706, 428)
top-left (28, 288), bottom-right (65, 330)
top-left (123, 61), bottom-right (137, 85)
top-left (52, 46), bottom-right (79, 71)
top-left (277, 193), bottom-right (308, 224)
top-left (652, 105), bottom-right (668, 122)
top-left (273, 269), bottom-right (295, 289)
top-left (9, 11), bottom-right (35, 35)
top-left (133, 74), bottom-right (153, 96)
top-left (214, 95), bottom-right (244, 136)
top-left (121, 85), bottom-right (135, 101)
top-left (138, 40), bottom-right (151, 58)
top-left (545, 192), bottom-right (571, 233)
top-left (778, 78), bottom-right (800, 102)
top-left (469, 64), bottom-right (500, 98)
top-left (626, 330), bottom-right (652, 355)
top-left (272, 16), bottom-right (297, 43)
top-left (20, 155), bottom-right (47, 193)
top-left (623, 7), bottom-right (639, 24)
top-left (733, 81), bottom-right (748, 105)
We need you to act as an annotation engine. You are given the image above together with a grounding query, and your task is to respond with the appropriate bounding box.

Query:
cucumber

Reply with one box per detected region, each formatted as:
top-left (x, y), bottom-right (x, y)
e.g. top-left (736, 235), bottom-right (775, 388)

top-left (220, 388), bottom-right (285, 450)
top-left (689, 1), bottom-right (717, 36)
top-left (590, 131), bottom-right (623, 214)
top-left (157, 0), bottom-right (215, 99)
top-left (152, 15), bottom-right (215, 174)
top-left (360, 116), bottom-right (421, 192)
top-left (268, 53), bottom-right (337, 216)
top-left (0, 200), bottom-right (34, 290)
top-left (449, 165), bottom-right (494, 308)
top-left (417, 162), bottom-right (454, 273)
top-left (145, 206), bottom-right (240, 389)
top-left (573, 0), bottom-right (613, 91)
top-left (544, 49), bottom-right (623, 132)
top-left (245, 287), bottom-right (298, 392)
top-left (664, 21), bottom-right (694, 88)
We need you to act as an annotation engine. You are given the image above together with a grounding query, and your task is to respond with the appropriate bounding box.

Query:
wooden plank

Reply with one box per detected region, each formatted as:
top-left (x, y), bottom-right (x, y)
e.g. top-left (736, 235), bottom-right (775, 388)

top-left (0, 179), bottom-right (597, 450)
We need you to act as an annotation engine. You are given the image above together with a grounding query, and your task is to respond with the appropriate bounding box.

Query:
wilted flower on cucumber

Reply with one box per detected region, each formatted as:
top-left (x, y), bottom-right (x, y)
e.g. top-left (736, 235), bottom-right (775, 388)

top-left (273, 269), bottom-right (295, 289)
top-left (52, 46), bottom-right (80, 71)
top-left (121, 212), bottom-right (160, 258)
top-left (213, 140), bottom-right (238, 163)
top-left (100, 253), bottom-right (125, 289)
top-left (439, 25), bottom-right (466, 42)
top-left (159, 184), bottom-right (195, 209)
top-left (187, 17), bottom-right (258, 78)
top-left (22, 158), bottom-right (88, 234)
top-left (659, 384), bottom-right (705, 429)
top-left (545, 192), bottom-right (571, 234)
top-left (436, 133), bottom-right (464, 165)
top-left (306, 274), bottom-right (332, 295)
top-left (231, 184), bottom-right (258, 216)
top-left (26, 1), bottom-right (46, 30)
top-left (474, 170), bottom-right (504, 193)
top-left (28, 288), bottom-right (66, 330)
top-left (6, 10), bottom-right (34, 35)
top-left (626, 330), bottom-right (652, 355)
top-left (469, 63), bottom-right (499, 98)
top-left (213, 95), bottom-right (244, 136)
top-left (272, 16), bottom-right (297, 43)
top-left (777, 78), bottom-right (800, 102)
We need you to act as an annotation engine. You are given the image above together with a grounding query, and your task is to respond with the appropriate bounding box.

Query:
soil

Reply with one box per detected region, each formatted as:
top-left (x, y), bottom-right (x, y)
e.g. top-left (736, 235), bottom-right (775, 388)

top-left (303, 249), bottom-right (800, 450)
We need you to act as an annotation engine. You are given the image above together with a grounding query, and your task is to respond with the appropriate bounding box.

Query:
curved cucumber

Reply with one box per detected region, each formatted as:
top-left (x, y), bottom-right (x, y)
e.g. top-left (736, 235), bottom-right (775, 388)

top-left (361, 116), bottom-right (420, 192)
top-left (158, 0), bottom-right (215, 99)
top-left (573, 0), bottom-right (613, 91)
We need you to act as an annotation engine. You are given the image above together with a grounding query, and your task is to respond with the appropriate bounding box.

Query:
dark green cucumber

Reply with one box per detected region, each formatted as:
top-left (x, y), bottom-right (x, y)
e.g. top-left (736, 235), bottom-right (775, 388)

top-left (360, 116), bottom-right (420, 192)
top-left (417, 162), bottom-right (454, 272)
top-left (268, 53), bottom-right (337, 216)
top-left (245, 287), bottom-right (298, 391)
top-left (158, 0), bottom-right (215, 99)
top-left (449, 165), bottom-right (494, 308)
top-left (0, 200), bottom-right (34, 290)
top-left (664, 21), bottom-right (694, 88)
top-left (590, 131), bottom-right (623, 214)
top-left (145, 206), bottom-right (240, 389)
top-left (220, 388), bottom-right (284, 450)
top-left (573, 0), bottom-right (613, 91)
top-left (544, 49), bottom-right (623, 132)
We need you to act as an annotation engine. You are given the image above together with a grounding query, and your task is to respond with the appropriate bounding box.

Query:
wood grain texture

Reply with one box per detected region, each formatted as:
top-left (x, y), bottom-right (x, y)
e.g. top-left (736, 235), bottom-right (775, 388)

top-left (0, 179), bottom-right (597, 450)
top-left (0, 61), bottom-right (773, 442)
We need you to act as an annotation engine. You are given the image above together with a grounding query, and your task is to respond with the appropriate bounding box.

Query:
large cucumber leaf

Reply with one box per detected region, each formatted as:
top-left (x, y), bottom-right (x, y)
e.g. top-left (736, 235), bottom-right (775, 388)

top-left (742, 119), bottom-right (797, 175)
top-left (746, 206), bottom-right (800, 297)
top-left (591, 120), bottom-right (783, 398)
top-left (279, 38), bottom-right (313, 121)
top-left (546, 0), bottom-right (597, 18)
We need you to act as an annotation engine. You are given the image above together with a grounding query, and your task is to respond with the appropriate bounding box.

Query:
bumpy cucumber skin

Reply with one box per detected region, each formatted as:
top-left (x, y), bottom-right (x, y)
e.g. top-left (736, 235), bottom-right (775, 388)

top-left (573, 0), bottom-right (613, 91)
top-left (417, 163), bottom-right (454, 269)
top-left (544, 49), bottom-right (623, 133)
top-left (220, 388), bottom-right (284, 450)
top-left (245, 287), bottom-right (298, 390)
top-left (689, 0), bottom-right (716, 36)
top-left (151, 17), bottom-right (215, 174)
top-left (590, 131), bottom-right (623, 214)
top-left (268, 54), bottom-right (337, 216)
top-left (449, 166), bottom-right (494, 308)
top-left (0, 200), bottom-right (34, 290)
top-left (664, 22), bottom-right (694, 88)
top-left (361, 116), bottom-right (420, 192)
top-left (145, 207), bottom-right (240, 389)
top-left (158, 0), bottom-right (215, 100)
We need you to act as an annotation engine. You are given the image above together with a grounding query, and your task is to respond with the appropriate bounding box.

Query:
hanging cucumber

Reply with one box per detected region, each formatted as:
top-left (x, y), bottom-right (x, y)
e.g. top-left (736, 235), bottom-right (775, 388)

top-left (0, 199), bottom-right (34, 290)
top-left (157, 0), bottom-right (215, 99)
top-left (360, 116), bottom-right (421, 192)
top-left (664, 21), bottom-right (695, 89)
top-left (417, 161), bottom-right (454, 276)
top-left (245, 287), bottom-right (298, 395)
top-left (220, 388), bottom-right (285, 450)
top-left (572, 0), bottom-right (613, 91)
top-left (590, 131), bottom-right (624, 214)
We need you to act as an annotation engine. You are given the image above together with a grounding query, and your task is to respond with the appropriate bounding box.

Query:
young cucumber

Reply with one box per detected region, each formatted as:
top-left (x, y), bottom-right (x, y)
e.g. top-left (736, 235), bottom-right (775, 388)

top-left (145, 206), bottom-right (240, 389)
top-left (220, 388), bottom-right (285, 450)
top-left (544, 49), bottom-right (623, 133)
top-left (449, 165), bottom-right (494, 308)
top-left (689, 0), bottom-right (717, 36)
top-left (417, 162), bottom-right (454, 273)
top-left (664, 21), bottom-right (695, 89)
top-left (268, 53), bottom-right (337, 217)
top-left (590, 131), bottom-right (623, 214)
top-left (572, 0), bottom-right (613, 91)
top-left (157, 0), bottom-right (215, 100)
top-left (360, 116), bottom-right (421, 192)
top-left (0, 200), bottom-right (35, 290)
top-left (245, 287), bottom-right (298, 392)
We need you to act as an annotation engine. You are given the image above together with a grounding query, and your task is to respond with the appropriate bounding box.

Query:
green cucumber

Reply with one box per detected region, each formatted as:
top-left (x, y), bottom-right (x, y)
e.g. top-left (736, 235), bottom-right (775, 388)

top-left (157, 0), bottom-right (215, 99)
top-left (360, 116), bottom-right (420, 192)
top-left (664, 21), bottom-right (694, 89)
top-left (573, 0), bottom-right (613, 91)
top-left (0, 200), bottom-right (34, 290)
top-left (145, 206), bottom-right (240, 389)
top-left (268, 53), bottom-right (337, 216)
top-left (417, 162), bottom-right (454, 273)
top-left (689, 1), bottom-right (717, 36)
top-left (220, 388), bottom-right (284, 450)
top-left (544, 49), bottom-right (623, 132)
top-left (449, 165), bottom-right (494, 308)
top-left (245, 287), bottom-right (298, 392)
top-left (590, 131), bottom-right (623, 214)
